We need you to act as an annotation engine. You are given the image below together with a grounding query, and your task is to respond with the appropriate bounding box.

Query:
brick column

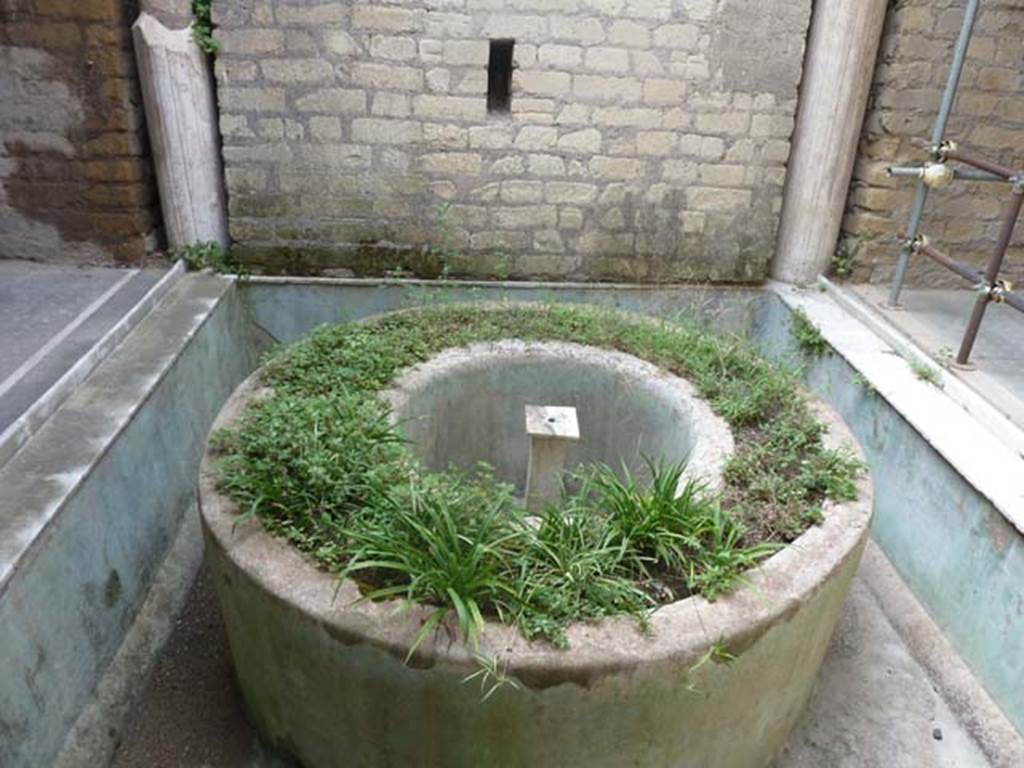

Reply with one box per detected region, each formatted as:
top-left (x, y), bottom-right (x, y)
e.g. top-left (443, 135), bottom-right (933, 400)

top-left (0, 0), bottom-right (161, 263)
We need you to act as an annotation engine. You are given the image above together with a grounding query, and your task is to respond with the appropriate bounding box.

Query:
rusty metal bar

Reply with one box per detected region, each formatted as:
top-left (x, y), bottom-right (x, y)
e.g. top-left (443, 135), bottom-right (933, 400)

top-left (913, 235), bottom-right (1024, 315)
top-left (913, 239), bottom-right (985, 284)
top-left (956, 183), bottom-right (1024, 365)
top-left (943, 148), bottom-right (1017, 181)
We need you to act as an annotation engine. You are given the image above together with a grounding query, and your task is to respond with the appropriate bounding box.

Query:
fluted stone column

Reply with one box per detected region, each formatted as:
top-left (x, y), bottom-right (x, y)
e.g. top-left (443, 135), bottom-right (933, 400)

top-left (139, 0), bottom-right (192, 29)
top-left (772, 0), bottom-right (888, 284)
top-left (133, 6), bottom-right (228, 249)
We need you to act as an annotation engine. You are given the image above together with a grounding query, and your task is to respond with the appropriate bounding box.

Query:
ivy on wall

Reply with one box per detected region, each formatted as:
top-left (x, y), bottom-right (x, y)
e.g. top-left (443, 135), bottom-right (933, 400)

top-left (192, 0), bottom-right (217, 54)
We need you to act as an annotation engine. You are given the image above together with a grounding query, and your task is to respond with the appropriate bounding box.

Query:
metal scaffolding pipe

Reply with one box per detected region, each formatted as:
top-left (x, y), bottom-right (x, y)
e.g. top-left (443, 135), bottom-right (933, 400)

top-left (1002, 289), bottom-right (1024, 314)
top-left (943, 149), bottom-right (1018, 181)
top-left (915, 241), bottom-right (985, 284)
top-left (956, 184), bottom-right (1024, 364)
top-left (887, 165), bottom-right (1004, 183)
top-left (888, 0), bottom-right (981, 306)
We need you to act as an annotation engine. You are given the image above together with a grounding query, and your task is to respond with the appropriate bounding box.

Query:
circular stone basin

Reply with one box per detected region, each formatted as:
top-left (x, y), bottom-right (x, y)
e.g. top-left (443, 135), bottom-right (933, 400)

top-left (200, 341), bottom-right (872, 768)
top-left (382, 340), bottom-right (734, 493)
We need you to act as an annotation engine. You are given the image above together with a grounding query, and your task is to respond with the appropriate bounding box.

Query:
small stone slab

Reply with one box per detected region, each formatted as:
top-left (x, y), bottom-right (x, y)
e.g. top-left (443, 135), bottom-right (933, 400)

top-left (524, 405), bottom-right (579, 441)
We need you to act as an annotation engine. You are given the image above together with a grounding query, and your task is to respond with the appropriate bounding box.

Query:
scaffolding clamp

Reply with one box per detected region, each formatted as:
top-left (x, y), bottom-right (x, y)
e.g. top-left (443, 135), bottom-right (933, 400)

top-left (922, 162), bottom-right (955, 188)
top-left (973, 279), bottom-right (1013, 302)
top-left (933, 140), bottom-right (958, 162)
top-left (907, 234), bottom-right (928, 252)
top-left (990, 279), bottom-right (1014, 303)
top-left (888, 164), bottom-right (955, 188)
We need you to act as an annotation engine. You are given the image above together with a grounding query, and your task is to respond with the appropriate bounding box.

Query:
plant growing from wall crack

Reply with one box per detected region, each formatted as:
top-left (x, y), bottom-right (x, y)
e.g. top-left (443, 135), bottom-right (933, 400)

top-left (171, 240), bottom-right (247, 276)
top-left (192, 0), bottom-right (218, 54)
top-left (830, 237), bottom-right (859, 279)
top-left (790, 307), bottom-right (830, 358)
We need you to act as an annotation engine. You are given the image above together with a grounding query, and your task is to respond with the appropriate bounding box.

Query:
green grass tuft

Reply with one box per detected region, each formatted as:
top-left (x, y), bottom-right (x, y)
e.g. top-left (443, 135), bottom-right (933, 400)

top-left (910, 359), bottom-right (943, 387)
top-left (191, 0), bottom-right (218, 54)
top-left (790, 307), bottom-right (830, 359)
top-left (171, 241), bottom-right (246, 275)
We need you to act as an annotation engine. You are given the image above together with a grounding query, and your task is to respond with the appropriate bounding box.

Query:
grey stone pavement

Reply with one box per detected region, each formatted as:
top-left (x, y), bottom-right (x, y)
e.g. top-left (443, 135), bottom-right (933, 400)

top-left (108, 559), bottom-right (994, 768)
top-left (0, 260), bottom-right (163, 434)
top-left (853, 285), bottom-right (1024, 432)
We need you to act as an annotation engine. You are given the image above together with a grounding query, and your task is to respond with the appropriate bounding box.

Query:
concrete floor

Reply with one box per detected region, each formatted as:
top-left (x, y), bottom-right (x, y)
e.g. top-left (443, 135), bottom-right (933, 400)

top-left (0, 260), bottom-right (164, 434)
top-left (777, 578), bottom-right (989, 768)
top-left (852, 285), bottom-right (1024, 431)
top-left (109, 561), bottom-right (993, 768)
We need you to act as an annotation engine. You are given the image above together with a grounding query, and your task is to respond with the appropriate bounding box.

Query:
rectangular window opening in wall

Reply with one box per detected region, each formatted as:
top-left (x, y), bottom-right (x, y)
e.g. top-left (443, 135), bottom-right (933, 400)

top-left (487, 39), bottom-right (514, 114)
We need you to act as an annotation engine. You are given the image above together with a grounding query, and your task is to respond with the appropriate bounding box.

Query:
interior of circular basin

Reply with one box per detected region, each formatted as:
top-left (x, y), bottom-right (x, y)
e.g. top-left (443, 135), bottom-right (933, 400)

top-left (384, 341), bottom-right (732, 494)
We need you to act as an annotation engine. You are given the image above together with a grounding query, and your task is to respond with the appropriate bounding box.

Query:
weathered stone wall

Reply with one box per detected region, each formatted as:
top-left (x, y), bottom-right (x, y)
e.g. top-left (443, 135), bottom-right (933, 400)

top-left (0, 0), bottom-right (160, 264)
top-left (841, 0), bottom-right (1024, 287)
top-left (214, 0), bottom-right (811, 281)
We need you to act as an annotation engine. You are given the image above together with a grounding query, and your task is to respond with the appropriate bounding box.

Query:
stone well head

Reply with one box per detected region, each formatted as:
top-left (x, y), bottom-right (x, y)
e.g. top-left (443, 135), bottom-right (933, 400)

top-left (201, 356), bottom-right (872, 768)
top-left (382, 340), bottom-right (734, 492)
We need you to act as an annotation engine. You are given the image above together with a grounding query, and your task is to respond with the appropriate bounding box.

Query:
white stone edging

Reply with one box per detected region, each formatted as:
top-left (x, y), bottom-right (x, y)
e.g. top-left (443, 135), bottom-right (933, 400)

top-left (771, 280), bottom-right (1024, 536)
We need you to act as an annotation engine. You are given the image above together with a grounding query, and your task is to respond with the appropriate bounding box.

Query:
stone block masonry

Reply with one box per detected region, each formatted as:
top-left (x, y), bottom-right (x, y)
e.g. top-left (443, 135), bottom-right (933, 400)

top-left (841, 0), bottom-right (1024, 287)
top-left (214, 0), bottom-right (811, 282)
top-left (0, 0), bottom-right (161, 264)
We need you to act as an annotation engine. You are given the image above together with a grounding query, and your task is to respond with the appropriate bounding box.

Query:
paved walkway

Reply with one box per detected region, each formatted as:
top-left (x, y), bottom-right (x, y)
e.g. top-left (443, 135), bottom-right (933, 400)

top-left (0, 260), bottom-right (164, 435)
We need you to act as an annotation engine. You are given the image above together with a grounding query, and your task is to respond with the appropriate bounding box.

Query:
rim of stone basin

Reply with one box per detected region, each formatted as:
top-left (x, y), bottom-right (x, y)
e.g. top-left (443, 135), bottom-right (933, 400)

top-left (199, 346), bottom-right (872, 688)
top-left (380, 339), bottom-right (736, 494)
